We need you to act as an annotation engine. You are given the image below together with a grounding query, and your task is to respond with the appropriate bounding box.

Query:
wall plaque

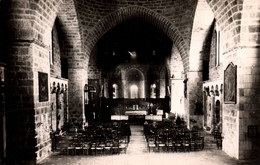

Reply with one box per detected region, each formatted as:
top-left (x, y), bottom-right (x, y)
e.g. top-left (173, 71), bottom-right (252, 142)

top-left (224, 63), bottom-right (237, 104)
top-left (39, 72), bottom-right (48, 102)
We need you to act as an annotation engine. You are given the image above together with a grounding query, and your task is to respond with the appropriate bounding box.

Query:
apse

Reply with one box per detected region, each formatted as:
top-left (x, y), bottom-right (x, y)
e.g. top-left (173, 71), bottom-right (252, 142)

top-left (94, 19), bottom-right (172, 100)
top-left (96, 18), bottom-right (173, 71)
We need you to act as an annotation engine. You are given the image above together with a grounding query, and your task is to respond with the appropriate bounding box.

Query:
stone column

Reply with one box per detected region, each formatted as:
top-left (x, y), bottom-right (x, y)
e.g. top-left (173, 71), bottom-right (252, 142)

top-left (170, 78), bottom-right (184, 116)
top-left (235, 47), bottom-right (260, 159)
top-left (6, 41), bottom-right (51, 163)
top-left (122, 79), bottom-right (127, 98)
top-left (186, 71), bottom-right (203, 129)
top-left (139, 80), bottom-right (145, 98)
top-left (159, 79), bottom-right (166, 98)
top-left (103, 78), bottom-right (109, 98)
top-left (68, 68), bottom-right (86, 127)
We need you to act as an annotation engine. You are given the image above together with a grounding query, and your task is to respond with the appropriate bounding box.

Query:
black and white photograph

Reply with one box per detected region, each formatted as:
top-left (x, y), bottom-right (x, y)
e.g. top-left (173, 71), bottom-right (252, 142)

top-left (0, 0), bottom-right (259, 165)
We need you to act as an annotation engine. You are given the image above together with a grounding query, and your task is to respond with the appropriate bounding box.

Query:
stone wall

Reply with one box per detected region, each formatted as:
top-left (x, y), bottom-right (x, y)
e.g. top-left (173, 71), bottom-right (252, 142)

top-left (74, 0), bottom-right (195, 72)
top-left (237, 48), bottom-right (260, 159)
top-left (57, 0), bottom-right (88, 127)
top-left (206, 0), bottom-right (243, 54)
top-left (5, 43), bottom-right (36, 163)
top-left (203, 80), bottom-right (223, 129)
top-left (88, 46), bottom-right (101, 80)
top-left (0, 65), bottom-right (5, 161)
top-left (206, 0), bottom-right (260, 160)
top-left (50, 24), bottom-right (61, 77)
top-left (209, 26), bottom-right (222, 81)
top-left (32, 43), bottom-right (51, 162)
top-left (4, 0), bottom-right (63, 162)
top-left (168, 46), bottom-right (184, 79)
top-left (49, 77), bottom-right (68, 132)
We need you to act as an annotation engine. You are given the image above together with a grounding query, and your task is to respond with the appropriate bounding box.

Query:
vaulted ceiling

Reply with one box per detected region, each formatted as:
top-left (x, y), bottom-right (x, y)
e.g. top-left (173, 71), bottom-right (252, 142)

top-left (97, 19), bottom-right (173, 70)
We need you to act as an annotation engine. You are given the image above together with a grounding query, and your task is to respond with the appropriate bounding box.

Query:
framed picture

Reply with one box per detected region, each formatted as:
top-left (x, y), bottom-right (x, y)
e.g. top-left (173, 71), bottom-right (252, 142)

top-left (39, 72), bottom-right (48, 102)
top-left (224, 63), bottom-right (237, 104)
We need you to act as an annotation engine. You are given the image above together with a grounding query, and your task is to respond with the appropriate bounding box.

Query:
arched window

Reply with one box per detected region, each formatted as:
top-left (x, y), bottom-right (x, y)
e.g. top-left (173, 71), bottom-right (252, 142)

top-left (215, 100), bottom-right (220, 124)
top-left (130, 85), bottom-right (138, 98)
top-left (150, 83), bottom-right (156, 98)
top-left (112, 84), bottom-right (118, 99)
top-left (215, 29), bottom-right (220, 67)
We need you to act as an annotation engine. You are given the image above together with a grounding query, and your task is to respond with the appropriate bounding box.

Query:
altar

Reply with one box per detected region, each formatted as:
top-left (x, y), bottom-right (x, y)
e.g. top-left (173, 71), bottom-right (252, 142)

top-left (105, 98), bottom-right (169, 123)
top-left (125, 110), bottom-right (147, 116)
top-left (145, 115), bottom-right (162, 121)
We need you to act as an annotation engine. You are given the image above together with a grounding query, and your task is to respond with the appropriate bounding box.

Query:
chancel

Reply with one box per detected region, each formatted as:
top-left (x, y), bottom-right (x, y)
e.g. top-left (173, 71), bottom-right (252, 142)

top-left (0, 0), bottom-right (260, 165)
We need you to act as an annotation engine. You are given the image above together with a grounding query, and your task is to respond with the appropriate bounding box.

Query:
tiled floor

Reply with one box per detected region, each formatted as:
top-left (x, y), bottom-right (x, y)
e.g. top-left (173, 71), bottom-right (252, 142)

top-left (38, 125), bottom-right (259, 165)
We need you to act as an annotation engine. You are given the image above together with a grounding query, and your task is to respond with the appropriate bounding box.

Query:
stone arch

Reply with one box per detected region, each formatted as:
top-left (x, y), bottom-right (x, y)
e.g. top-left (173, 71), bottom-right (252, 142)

top-left (85, 6), bottom-right (189, 72)
top-left (26, 0), bottom-right (64, 45)
top-left (215, 100), bottom-right (221, 124)
top-left (50, 0), bottom-right (87, 125)
top-left (55, 0), bottom-right (85, 61)
top-left (189, 0), bottom-right (214, 72)
top-left (168, 46), bottom-right (184, 79)
top-left (125, 68), bottom-right (145, 81)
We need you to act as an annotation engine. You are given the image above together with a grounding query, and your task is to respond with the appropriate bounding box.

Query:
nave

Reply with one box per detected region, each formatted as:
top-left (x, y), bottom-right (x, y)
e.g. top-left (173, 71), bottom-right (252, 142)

top-left (38, 125), bottom-right (254, 165)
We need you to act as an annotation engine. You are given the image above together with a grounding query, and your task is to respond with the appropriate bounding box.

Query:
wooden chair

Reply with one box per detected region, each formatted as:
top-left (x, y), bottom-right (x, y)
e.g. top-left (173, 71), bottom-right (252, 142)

top-left (119, 139), bottom-right (127, 154)
top-left (174, 139), bottom-right (183, 152)
top-left (83, 142), bottom-right (90, 155)
top-left (182, 138), bottom-right (190, 152)
top-left (75, 145), bottom-right (83, 155)
top-left (111, 140), bottom-right (119, 154)
top-left (147, 138), bottom-right (156, 152)
top-left (104, 140), bottom-right (113, 154)
top-left (195, 137), bottom-right (204, 151)
top-left (190, 138), bottom-right (195, 151)
top-left (165, 138), bottom-right (174, 152)
top-left (90, 142), bottom-right (97, 155)
top-left (216, 135), bottom-right (223, 149)
top-left (157, 138), bottom-right (166, 152)
top-left (67, 144), bottom-right (75, 155)
top-left (96, 142), bottom-right (105, 155)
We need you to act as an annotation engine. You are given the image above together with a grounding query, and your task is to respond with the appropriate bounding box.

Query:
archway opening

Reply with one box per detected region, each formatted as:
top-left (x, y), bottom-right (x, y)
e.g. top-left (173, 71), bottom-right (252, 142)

top-left (215, 100), bottom-right (220, 124)
top-left (130, 85), bottom-right (138, 99)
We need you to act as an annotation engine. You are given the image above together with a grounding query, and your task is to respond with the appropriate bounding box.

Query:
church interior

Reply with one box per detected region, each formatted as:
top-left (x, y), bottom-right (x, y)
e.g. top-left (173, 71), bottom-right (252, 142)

top-left (0, 0), bottom-right (260, 164)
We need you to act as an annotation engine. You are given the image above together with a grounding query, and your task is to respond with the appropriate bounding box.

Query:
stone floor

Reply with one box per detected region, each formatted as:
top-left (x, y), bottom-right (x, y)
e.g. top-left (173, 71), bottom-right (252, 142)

top-left (38, 125), bottom-right (259, 165)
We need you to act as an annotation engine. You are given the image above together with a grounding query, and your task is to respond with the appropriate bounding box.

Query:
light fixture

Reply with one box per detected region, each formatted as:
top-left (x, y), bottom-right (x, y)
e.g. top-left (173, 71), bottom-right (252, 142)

top-left (128, 51), bottom-right (137, 58)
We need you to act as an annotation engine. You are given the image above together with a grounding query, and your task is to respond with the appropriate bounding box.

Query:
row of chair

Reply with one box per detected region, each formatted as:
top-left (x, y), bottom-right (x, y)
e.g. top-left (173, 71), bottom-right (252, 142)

top-left (147, 135), bottom-right (204, 152)
top-left (67, 137), bottom-right (129, 155)
top-left (144, 121), bottom-right (204, 152)
top-left (57, 121), bottom-right (131, 155)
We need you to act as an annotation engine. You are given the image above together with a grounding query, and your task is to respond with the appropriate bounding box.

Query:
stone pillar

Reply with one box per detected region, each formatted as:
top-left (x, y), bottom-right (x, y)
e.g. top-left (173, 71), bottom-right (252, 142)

top-left (186, 71), bottom-right (203, 129)
top-left (235, 47), bottom-right (260, 159)
top-left (139, 80), bottom-right (145, 98)
top-left (159, 79), bottom-right (166, 98)
top-left (64, 84), bottom-right (69, 123)
top-left (0, 65), bottom-right (6, 161)
top-left (170, 78), bottom-right (184, 116)
top-left (68, 68), bottom-right (86, 127)
top-left (122, 79), bottom-right (127, 98)
top-left (6, 45), bottom-right (35, 163)
top-left (6, 41), bottom-right (52, 163)
top-left (103, 78), bottom-right (109, 98)
top-left (202, 88), bottom-right (208, 128)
